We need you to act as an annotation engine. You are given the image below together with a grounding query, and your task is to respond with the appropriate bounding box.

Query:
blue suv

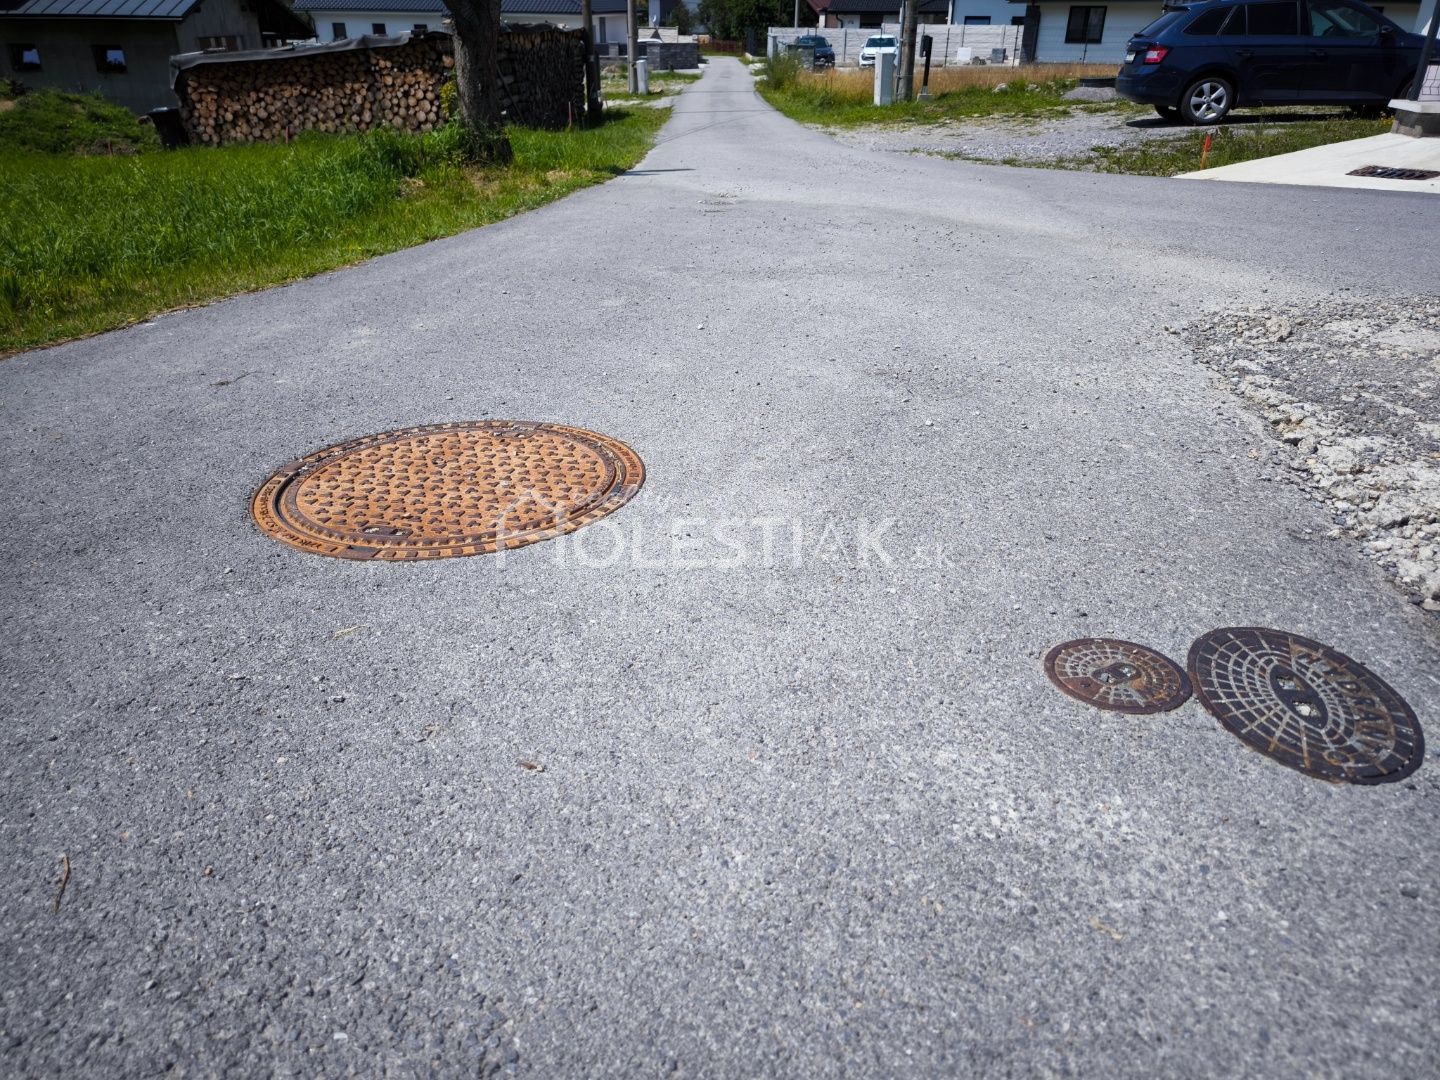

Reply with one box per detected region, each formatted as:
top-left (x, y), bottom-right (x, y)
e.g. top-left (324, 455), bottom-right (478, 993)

top-left (1116, 0), bottom-right (1424, 124)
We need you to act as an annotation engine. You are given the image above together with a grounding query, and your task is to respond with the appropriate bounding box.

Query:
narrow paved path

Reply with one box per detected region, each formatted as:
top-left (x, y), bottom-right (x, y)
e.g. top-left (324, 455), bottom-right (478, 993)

top-left (3, 59), bottom-right (1438, 1077)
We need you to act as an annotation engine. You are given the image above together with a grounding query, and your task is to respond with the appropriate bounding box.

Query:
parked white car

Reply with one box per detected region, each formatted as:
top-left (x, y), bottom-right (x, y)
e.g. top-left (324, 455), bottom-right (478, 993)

top-left (857, 35), bottom-right (899, 68)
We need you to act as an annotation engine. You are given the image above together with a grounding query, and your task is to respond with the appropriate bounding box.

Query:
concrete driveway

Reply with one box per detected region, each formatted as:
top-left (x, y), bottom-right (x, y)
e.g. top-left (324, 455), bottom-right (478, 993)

top-left (3, 58), bottom-right (1438, 1077)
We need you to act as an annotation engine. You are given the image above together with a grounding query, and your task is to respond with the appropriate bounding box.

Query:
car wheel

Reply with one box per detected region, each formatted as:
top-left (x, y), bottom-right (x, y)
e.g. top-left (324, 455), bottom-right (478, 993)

top-left (1154, 104), bottom-right (1181, 123)
top-left (1179, 77), bottom-right (1233, 125)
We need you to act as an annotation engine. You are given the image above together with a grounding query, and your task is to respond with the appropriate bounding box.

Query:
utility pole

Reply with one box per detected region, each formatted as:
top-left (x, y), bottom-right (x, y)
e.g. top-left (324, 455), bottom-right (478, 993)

top-left (794, 0), bottom-right (800, 27)
top-left (897, 0), bottom-right (919, 101)
top-left (581, 0), bottom-right (601, 124)
top-left (627, 0), bottom-right (639, 93)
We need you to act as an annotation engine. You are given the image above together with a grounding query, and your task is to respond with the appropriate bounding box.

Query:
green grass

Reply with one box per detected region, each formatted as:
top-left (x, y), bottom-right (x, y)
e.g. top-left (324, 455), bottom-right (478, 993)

top-left (755, 55), bottom-right (1126, 127)
top-left (0, 88), bottom-right (159, 155)
top-left (601, 68), bottom-right (701, 100)
top-left (0, 109), bottom-right (666, 355)
top-left (1059, 114), bottom-right (1392, 176)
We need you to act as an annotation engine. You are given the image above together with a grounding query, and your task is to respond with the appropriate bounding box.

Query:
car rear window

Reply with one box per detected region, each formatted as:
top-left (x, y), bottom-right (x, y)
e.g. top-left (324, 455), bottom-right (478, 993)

top-left (1184, 7), bottom-right (1231, 33)
top-left (1137, 9), bottom-right (1189, 35)
top-left (1245, 0), bottom-right (1299, 34)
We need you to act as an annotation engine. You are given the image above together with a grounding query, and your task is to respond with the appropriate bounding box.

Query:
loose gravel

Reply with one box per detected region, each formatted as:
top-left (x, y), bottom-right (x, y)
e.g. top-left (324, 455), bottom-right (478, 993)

top-left (1188, 298), bottom-right (1440, 613)
top-left (826, 106), bottom-right (1188, 164)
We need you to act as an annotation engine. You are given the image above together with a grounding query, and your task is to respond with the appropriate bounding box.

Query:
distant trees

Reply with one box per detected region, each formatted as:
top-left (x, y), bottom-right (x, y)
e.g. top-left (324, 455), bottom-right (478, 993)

top-left (694, 0), bottom-right (794, 41)
top-left (666, 0), bottom-right (696, 34)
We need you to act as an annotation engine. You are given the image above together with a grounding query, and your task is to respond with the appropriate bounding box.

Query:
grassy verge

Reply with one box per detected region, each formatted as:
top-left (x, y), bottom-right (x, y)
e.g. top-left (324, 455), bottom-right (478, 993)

top-left (1, 85), bottom-right (158, 155)
top-left (601, 68), bottom-right (702, 100)
top-left (0, 108), bottom-right (666, 356)
top-left (1059, 114), bottom-right (1392, 176)
top-left (755, 54), bottom-right (1124, 126)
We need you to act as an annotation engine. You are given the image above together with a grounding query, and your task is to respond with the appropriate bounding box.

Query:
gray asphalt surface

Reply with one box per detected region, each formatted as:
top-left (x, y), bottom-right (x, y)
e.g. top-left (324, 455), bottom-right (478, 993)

top-left (3, 58), bottom-right (1439, 1078)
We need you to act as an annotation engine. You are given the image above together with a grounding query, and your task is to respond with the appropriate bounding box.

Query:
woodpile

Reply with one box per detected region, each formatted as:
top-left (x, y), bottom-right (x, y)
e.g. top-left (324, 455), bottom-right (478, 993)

top-left (175, 29), bottom-right (585, 147)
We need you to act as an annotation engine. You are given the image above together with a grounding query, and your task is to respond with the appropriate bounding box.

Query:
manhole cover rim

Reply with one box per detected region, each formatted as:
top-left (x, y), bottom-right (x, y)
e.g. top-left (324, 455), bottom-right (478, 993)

top-left (251, 419), bottom-right (645, 561)
top-left (1043, 637), bottom-right (1193, 714)
top-left (1187, 626), bottom-right (1424, 785)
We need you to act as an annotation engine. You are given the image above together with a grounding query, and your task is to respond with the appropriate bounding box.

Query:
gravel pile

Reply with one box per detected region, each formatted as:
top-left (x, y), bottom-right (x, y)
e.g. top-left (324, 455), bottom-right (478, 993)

top-left (1188, 298), bottom-right (1440, 612)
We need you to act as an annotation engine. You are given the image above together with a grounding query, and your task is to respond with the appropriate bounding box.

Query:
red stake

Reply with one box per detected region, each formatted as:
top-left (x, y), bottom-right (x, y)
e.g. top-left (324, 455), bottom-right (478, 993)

top-left (1200, 132), bottom-right (1213, 170)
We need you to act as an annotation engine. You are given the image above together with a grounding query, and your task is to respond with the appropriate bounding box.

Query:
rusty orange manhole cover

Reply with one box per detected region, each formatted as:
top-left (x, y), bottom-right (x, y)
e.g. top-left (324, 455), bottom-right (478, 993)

top-left (251, 421), bottom-right (644, 560)
top-left (1044, 638), bottom-right (1192, 714)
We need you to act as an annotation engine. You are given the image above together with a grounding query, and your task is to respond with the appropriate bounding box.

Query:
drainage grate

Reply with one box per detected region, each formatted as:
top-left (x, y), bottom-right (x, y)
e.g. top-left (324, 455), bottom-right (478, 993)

top-left (252, 420), bottom-right (644, 560)
top-left (1044, 638), bottom-right (1192, 714)
top-left (1347, 165), bottom-right (1440, 181)
top-left (1188, 627), bottom-right (1423, 784)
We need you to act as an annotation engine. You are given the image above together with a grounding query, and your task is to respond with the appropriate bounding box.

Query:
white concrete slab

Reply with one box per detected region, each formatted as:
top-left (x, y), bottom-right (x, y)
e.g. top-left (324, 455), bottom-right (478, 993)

top-left (1178, 132), bottom-right (1440, 192)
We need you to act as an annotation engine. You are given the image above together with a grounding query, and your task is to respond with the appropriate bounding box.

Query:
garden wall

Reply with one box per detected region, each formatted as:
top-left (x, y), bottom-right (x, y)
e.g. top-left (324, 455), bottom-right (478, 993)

top-left (765, 24), bottom-right (1023, 67)
top-left (173, 28), bottom-right (585, 146)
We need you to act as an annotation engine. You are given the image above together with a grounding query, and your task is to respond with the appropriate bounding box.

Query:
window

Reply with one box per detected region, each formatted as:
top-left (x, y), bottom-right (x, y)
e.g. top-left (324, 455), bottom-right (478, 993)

top-left (331, 21), bottom-right (346, 38)
top-left (963, 15), bottom-right (991, 24)
top-left (859, 15), bottom-right (883, 27)
top-left (1219, 6), bottom-right (1247, 32)
top-left (8, 43), bottom-right (41, 71)
top-left (413, 23), bottom-right (429, 31)
top-left (92, 45), bottom-right (127, 72)
top-left (197, 35), bottom-right (241, 51)
top-left (1307, 0), bottom-right (1380, 37)
top-left (1185, 7), bottom-right (1230, 33)
top-left (371, 22), bottom-right (387, 34)
top-left (1064, 5), bottom-right (1107, 43)
top-left (1245, 1), bottom-right (1299, 34)
top-left (1137, 9), bottom-right (1186, 34)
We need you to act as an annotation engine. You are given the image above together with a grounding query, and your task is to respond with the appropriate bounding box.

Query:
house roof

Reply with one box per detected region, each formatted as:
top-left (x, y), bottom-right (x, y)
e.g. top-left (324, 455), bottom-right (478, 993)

top-left (291, 0), bottom-right (632, 12)
top-left (0, 0), bottom-right (199, 18)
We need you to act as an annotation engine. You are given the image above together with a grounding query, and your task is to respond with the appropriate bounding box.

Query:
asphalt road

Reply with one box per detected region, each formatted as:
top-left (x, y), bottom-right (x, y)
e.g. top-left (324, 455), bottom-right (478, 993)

top-left (3, 59), bottom-right (1439, 1078)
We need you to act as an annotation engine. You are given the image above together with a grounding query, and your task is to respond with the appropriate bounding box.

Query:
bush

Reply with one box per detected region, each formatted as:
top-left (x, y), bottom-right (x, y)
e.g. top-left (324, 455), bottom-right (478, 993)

top-left (762, 50), bottom-right (801, 91)
top-left (0, 89), bottom-right (158, 155)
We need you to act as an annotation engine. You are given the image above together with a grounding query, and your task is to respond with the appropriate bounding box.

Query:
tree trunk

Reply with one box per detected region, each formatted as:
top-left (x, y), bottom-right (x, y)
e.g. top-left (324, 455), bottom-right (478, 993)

top-left (581, 0), bottom-right (602, 125)
top-left (443, 0), bottom-right (513, 163)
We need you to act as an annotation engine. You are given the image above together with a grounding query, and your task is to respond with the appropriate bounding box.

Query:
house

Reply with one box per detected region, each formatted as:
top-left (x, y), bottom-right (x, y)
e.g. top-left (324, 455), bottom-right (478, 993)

top-left (0, 0), bottom-right (309, 111)
top-left (1013, 0), bottom-right (1425, 64)
top-left (808, 0), bottom-right (1022, 28)
top-left (295, 0), bottom-right (666, 47)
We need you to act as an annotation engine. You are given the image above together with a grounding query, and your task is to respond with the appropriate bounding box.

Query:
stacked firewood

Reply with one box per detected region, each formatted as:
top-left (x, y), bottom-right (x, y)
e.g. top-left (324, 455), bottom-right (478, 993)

top-left (175, 30), bottom-right (587, 147)
top-left (176, 38), bottom-right (453, 146)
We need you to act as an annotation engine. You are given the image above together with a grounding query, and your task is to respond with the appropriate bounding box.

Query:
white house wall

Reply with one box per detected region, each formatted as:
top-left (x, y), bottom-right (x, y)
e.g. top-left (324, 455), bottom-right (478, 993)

top-left (1030, 2), bottom-right (1157, 62)
top-left (949, 0), bottom-right (1023, 25)
top-left (1030, 0), bottom-right (1424, 64)
top-left (309, 12), bottom-right (445, 41)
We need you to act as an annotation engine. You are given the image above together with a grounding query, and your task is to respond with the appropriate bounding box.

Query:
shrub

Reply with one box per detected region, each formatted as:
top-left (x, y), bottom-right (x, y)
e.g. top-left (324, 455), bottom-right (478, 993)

top-left (762, 49), bottom-right (801, 91)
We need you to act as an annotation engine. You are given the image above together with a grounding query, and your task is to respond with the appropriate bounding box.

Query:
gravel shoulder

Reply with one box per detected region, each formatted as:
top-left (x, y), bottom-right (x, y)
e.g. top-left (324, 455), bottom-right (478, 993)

top-left (825, 105), bottom-right (1186, 165)
top-left (1188, 298), bottom-right (1440, 613)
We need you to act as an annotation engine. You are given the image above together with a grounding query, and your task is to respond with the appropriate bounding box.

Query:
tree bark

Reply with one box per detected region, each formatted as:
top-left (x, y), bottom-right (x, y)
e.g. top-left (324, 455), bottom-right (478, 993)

top-left (897, 0), bottom-right (919, 102)
top-left (443, 0), bottom-right (513, 163)
top-left (581, 0), bottom-right (602, 125)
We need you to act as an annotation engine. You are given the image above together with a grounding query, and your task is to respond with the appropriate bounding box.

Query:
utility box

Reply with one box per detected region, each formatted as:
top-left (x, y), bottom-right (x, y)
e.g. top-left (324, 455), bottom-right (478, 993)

top-left (873, 50), bottom-right (896, 105)
top-left (636, 58), bottom-right (649, 94)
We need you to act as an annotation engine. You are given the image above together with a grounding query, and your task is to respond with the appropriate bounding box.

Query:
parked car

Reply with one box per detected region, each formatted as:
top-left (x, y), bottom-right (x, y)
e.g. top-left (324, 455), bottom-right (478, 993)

top-left (787, 34), bottom-right (837, 67)
top-left (858, 35), bottom-right (900, 68)
top-left (1116, 0), bottom-right (1424, 124)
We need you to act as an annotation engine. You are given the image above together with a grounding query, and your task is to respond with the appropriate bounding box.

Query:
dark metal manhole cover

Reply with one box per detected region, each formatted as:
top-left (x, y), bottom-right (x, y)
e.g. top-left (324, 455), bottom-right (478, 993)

top-left (252, 420), bottom-right (644, 560)
top-left (1188, 627), bottom-right (1424, 784)
top-left (1347, 165), bottom-right (1440, 181)
top-left (1044, 638), bottom-right (1192, 714)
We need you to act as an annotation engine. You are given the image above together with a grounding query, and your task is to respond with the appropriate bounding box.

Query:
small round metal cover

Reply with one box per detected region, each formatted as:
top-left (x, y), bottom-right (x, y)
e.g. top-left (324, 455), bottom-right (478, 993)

top-left (1188, 627), bottom-right (1423, 785)
top-left (1044, 638), bottom-right (1192, 714)
top-left (252, 420), bottom-right (644, 561)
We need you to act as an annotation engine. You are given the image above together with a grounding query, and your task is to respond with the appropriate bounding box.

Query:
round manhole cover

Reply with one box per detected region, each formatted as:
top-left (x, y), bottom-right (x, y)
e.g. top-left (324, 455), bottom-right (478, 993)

top-left (1044, 638), bottom-right (1192, 714)
top-left (1188, 627), bottom-right (1424, 785)
top-left (252, 421), bottom-right (644, 561)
